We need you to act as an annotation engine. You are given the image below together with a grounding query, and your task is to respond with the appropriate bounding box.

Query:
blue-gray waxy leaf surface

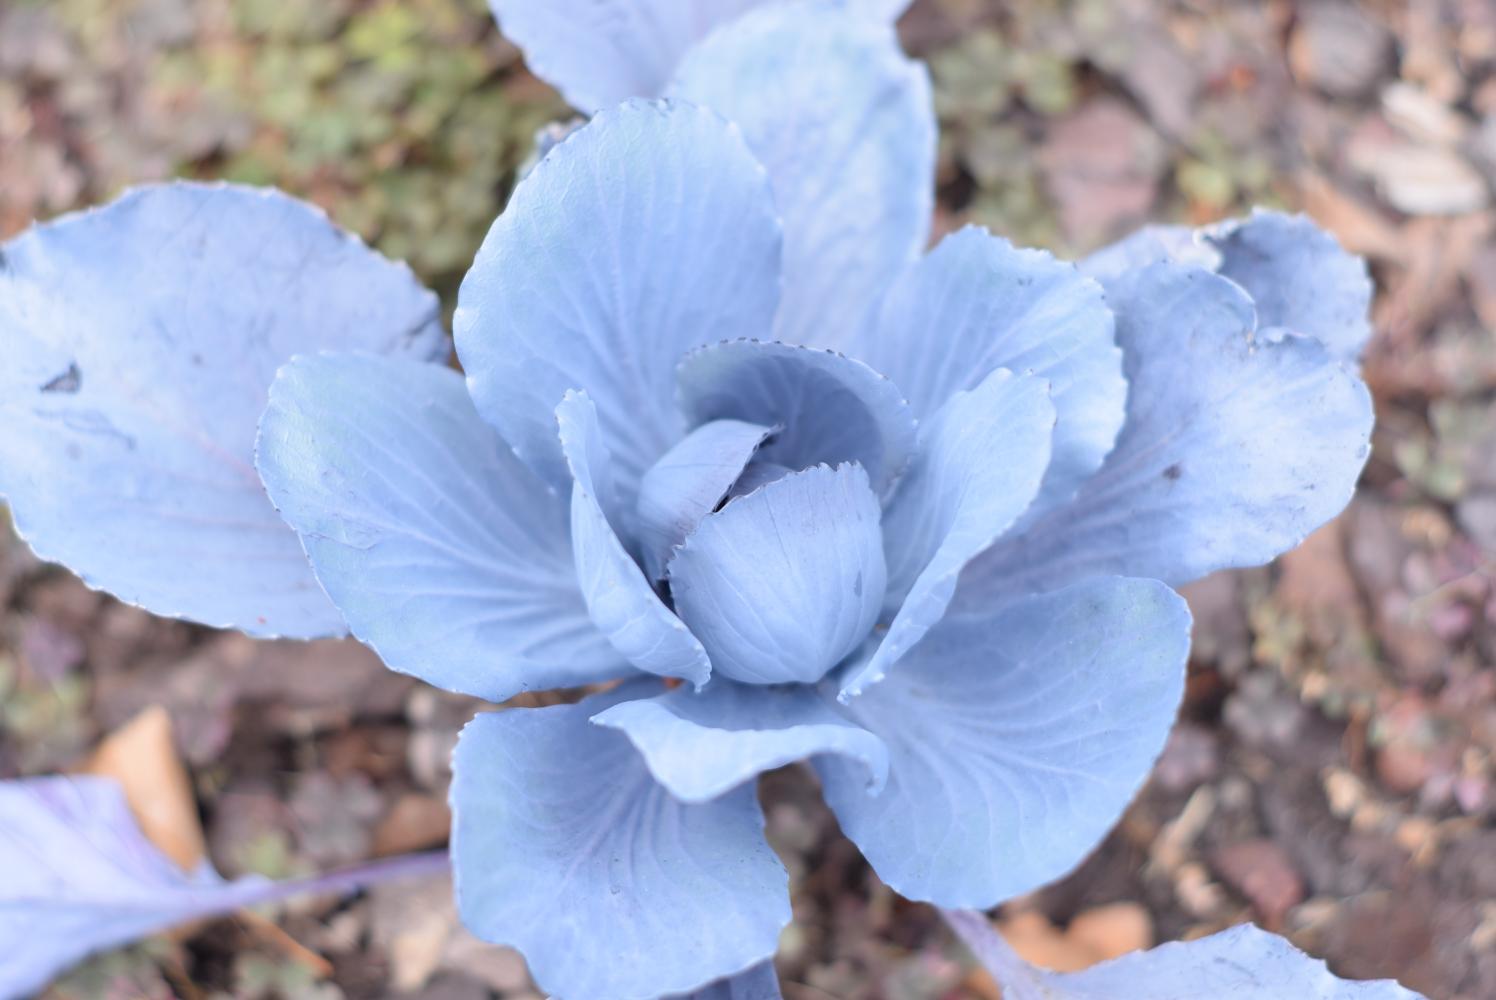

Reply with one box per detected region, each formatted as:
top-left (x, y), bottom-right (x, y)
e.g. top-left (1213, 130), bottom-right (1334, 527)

top-left (0, 775), bottom-right (447, 998)
top-left (488, 0), bottom-right (913, 114)
top-left (669, 463), bottom-right (887, 685)
top-left (670, 1), bottom-right (933, 350)
top-left (944, 909), bottom-right (1426, 1000)
top-left (0, 182), bottom-right (446, 638)
top-left (256, 353), bottom-right (632, 701)
top-left (822, 578), bottom-right (1189, 906)
top-left (0, 775), bottom-right (272, 998)
top-left (451, 685), bottom-right (790, 1000)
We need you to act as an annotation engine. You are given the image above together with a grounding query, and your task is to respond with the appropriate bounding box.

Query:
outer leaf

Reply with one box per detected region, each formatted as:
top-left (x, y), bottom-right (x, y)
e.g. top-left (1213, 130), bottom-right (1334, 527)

top-left (1081, 211), bottom-right (1372, 361)
top-left (669, 962), bottom-right (783, 1000)
top-left (0, 182), bottom-right (446, 638)
top-left (1, 775), bottom-right (448, 999)
top-left (1049, 924), bottom-right (1426, 999)
top-left (489, 0), bottom-right (912, 113)
top-left (257, 353), bottom-right (629, 701)
top-left (820, 578), bottom-right (1189, 907)
top-left (852, 227), bottom-right (1124, 516)
top-left (840, 369), bottom-right (1053, 699)
top-left (451, 686), bottom-right (790, 1000)
top-left (1206, 211), bottom-right (1373, 362)
top-left (592, 680), bottom-right (888, 803)
top-left (456, 99), bottom-right (782, 501)
top-left (489, 0), bottom-right (765, 112)
top-left (958, 263), bottom-right (1373, 604)
top-left (670, 2), bottom-right (934, 350)
top-left (944, 910), bottom-right (1426, 1000)
top-left (669, 464), bottom-right (886, 686)
top-left (676, 340), bottom-right (916, 495)
top-left (635, 419), bottom-right (775, 581)
top-left (0, 775), bottom-right (269, 997)
top-left (558, 391), bottom-right (713, 687)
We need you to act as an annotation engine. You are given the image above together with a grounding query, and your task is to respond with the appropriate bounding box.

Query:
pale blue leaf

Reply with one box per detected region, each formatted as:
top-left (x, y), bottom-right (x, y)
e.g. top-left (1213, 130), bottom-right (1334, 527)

top-left (676, 340), bottom-right (916, 495)
top-left (669, 962), bottom-right (782, 1000)
top-left (1, 775), bottom-right (450, 998)
top-left (257, 353), bottom-right (630, 702)
top-left (1047, 924), bottom-right (1426, 999)
top-left (668, 464), bottom-right (886, 686)
top-left (489, 0), bottom-right (768, 112)
top-left (0, 182), bottom-right (446, 638)
top-left (591, 679), bottom-right (888, 803)
top-left (451, 685), bottom-right (790, 1000)
top-left (0, 775), bottom-right (270, 998)
top-left (1206, 211), bottom-right (1373, 362)
top-left (820, 577), bottom-right (1189, 907)
top-left (558, 391), bottom-right (713, 687)
top-left (670, 2), bottom-right (934, 350)
top-left (1082, 211), bottom-right (1372, 362)
top-left (456, 99), bottom-right (782, 501)
top-left (945, 910), bottom-right (1426, 1000)
top-left (958, 263), bottom-right (1373, 605)
top-left (840, 369), bottom-right (1053, 699)
top-left (490, 0), bottom-right (911, 113)
top-left (852, 226), bottom-right (1123, 517)
top-left (636, 419), bottom-right (775, 581)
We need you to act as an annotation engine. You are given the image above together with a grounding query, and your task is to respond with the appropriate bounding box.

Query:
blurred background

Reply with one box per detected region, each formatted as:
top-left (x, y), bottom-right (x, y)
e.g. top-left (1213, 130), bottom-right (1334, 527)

top-left (1, 0), bottom-right (1493, 997)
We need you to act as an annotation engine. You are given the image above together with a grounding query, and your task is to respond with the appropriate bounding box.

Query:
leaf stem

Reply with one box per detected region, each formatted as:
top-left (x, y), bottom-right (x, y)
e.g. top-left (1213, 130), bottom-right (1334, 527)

top-left (939, 907), bottom-right (1052, 1000)
top-left (247, 850), bottom-right (453, 908)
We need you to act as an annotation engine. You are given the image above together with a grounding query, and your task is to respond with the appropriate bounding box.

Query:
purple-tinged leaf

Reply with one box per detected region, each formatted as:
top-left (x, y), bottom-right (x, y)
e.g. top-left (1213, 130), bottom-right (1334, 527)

top-left (0, 775), bottom-right (448, 998)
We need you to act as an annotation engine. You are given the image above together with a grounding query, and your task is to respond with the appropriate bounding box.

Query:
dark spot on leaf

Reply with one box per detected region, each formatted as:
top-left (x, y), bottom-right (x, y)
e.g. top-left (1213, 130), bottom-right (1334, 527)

top-left (41, 363), bottom-right (82, 394)
top-left (1163, 463), bottom-right (1183, 481)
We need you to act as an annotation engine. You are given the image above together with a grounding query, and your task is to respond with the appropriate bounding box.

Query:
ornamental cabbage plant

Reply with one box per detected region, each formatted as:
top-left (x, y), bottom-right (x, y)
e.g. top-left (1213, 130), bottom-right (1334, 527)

top-left (0, 2), bottom-right (1399, 998)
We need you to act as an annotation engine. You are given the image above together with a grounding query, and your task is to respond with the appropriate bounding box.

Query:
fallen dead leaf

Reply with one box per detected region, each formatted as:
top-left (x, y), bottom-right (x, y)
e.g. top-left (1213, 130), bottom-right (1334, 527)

top-left (1065, 902), bottom-right (1154, 961)
top-left (963, 903), bottom-right (1156, 999)
top-left (79, 705), bottom-right (204, 872)
top-left (373, 793), bottom-right (452, 857)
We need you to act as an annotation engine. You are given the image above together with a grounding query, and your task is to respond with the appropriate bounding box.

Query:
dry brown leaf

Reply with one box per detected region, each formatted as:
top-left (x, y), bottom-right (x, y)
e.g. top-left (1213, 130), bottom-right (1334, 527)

top-left (373, 793), bottom-right (452, 857)
top-left (1066, 902), bottom-right (1155, 961)
top-left (964, 904), bottom-right (1156, 998)
top-left (79, 705), bottom-right (205, 872)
